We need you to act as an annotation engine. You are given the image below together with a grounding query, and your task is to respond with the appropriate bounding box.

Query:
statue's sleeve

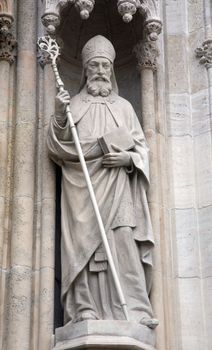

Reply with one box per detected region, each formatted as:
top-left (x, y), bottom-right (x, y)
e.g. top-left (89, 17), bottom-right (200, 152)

top-left (127, 106), bottom-right (150, 185)
top-left (46, 115), bottom-right (73, 166)
top-left (53, 115), bottom-right (72, 141)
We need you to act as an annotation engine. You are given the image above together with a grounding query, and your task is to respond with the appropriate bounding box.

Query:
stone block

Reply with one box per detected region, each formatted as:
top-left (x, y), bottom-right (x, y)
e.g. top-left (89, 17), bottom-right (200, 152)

top-left (52, 320), bottom-right (156, 350)
top-left (188, 0), bottom-right (205, 33)
top-left (203, 276), bottom-right (212, 349)
top-left (198, 206), bottom-right (212, 278)
top-left (194, 133), bottom-right (212, 207)
top-left (11, 196), bottom-right (34, 266)
top-left (165, 0), bottom-right (187, 35)
top-left (166, 36), bottom-right (189, 93)
top-left (169, 135), bottom-right (195, 208)
top-left (178, 277), bottom-right (204, 350)
top-left (171, 208), bottom-right (199, 278)
top-left (192, 89), bottom-right (210, 136)
top-left (168, 93), bottom-right (191, 136)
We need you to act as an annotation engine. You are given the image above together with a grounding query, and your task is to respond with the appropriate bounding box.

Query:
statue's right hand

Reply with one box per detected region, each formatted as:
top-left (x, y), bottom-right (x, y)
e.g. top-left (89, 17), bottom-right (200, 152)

top-left (55, 90), bottom-right (71, 116)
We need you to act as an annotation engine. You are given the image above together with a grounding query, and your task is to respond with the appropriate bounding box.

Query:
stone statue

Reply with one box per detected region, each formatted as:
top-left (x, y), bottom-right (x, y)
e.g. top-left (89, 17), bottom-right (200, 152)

top-left (47, 35), bottom-right (158, 329)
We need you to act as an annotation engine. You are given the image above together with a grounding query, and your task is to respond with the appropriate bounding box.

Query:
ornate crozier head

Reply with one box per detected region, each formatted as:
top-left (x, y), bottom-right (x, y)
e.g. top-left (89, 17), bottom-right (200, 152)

top-left (79, 35), bottom-right (118, 96)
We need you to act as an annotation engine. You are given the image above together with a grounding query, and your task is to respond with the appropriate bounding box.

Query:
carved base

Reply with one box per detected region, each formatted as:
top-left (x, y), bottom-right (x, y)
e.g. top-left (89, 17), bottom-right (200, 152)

top-left (52, 320), bottom-right (156, 350)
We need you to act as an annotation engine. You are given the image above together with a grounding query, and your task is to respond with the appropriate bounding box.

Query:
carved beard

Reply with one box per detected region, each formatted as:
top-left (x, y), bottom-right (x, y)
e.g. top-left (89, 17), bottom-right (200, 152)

top-left (86, 75), bottom-right (112, 97)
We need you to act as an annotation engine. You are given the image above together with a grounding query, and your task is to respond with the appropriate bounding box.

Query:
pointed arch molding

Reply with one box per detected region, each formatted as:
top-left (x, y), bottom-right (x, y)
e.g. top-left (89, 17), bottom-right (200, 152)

top-left (41, 0), bottom-right (162, 41)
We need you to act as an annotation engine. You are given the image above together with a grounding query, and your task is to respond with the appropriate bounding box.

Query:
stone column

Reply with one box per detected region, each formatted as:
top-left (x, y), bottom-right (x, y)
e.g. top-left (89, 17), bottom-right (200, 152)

top-left (133, 38), bottom-right (167, 350)
top-left (0, 10), bottom-right (16, 349)
top-left (5, 1), bottom-right (37, 349)
top-left (37, 57), bottom-right (56, 350)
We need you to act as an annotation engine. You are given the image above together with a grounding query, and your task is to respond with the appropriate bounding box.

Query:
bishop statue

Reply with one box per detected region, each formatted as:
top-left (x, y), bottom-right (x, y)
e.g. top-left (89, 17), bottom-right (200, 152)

top-left (47, 35), bottom-right (158, 329)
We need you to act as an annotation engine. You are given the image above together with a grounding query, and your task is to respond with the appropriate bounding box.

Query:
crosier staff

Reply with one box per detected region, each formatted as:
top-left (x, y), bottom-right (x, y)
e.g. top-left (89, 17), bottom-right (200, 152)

top-left (37, 35), bottom-right (129, 321)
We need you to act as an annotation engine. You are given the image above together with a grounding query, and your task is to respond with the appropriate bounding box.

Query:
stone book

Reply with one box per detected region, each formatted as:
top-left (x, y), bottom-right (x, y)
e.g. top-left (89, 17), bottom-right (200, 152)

top-left (98, 127), bottom-right (135, 154)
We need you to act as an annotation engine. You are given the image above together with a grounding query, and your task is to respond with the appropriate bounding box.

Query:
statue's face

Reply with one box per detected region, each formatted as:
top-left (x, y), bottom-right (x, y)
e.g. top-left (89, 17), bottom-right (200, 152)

top-left (86, 57), bottom-right (112, 82)
top-left (85, 57), bottom-right (113, 97)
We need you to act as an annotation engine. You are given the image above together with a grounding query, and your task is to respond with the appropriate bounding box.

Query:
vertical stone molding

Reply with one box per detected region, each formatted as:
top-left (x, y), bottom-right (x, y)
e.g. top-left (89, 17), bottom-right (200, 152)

top-left (133, 36), bottom-right (167, 349)
top-left (5, 0), bottom-right (37, 349)
top-left (0, 2), bottom-right (16, 347)
top-left (0, 59), bottom-right (10, 350)
top-left (37, 64), bottom-right (56, 350)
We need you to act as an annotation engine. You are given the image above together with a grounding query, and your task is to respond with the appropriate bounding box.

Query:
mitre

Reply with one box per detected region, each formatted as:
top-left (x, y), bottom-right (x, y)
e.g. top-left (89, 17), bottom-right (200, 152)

top-left (82, 35), bottom-right (116, 65)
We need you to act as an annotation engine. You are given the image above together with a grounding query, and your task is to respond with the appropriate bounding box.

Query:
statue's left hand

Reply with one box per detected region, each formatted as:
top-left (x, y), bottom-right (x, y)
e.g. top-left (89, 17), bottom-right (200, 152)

top-left (102, 144), bottom-right (132, 168)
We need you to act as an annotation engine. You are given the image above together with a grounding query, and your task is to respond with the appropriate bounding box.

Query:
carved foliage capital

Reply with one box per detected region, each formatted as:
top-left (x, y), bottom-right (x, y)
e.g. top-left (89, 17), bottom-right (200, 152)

top-left (133, 39), bottom-right (159, 71)
top-left (195, 39), bottom-right (212, 69)
top-left (0, 14), bottom-right (16, 63)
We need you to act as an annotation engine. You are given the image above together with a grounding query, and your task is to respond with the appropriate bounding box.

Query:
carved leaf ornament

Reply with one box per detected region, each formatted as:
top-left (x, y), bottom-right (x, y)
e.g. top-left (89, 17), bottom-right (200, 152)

top-left (195, 39), bottom-right (212, 68)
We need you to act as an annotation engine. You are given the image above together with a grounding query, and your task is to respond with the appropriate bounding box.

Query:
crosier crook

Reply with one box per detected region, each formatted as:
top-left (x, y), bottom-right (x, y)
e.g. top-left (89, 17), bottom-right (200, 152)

top-left (37, 35), bottom-right (129, 321)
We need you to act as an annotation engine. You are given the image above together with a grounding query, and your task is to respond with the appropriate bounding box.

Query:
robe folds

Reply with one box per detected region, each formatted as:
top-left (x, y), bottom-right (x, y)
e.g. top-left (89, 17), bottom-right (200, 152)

top-left (47, 89), bottom-right (155, 307)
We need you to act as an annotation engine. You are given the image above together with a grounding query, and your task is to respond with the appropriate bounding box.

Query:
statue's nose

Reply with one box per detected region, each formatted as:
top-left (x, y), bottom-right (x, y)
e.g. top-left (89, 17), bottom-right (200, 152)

top-left (97, 64), bottom-right (104, 74)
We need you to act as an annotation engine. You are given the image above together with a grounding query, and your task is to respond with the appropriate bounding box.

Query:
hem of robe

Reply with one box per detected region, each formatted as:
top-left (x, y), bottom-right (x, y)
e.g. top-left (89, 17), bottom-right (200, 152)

top-left (61, 235), bottom-right (154, 304)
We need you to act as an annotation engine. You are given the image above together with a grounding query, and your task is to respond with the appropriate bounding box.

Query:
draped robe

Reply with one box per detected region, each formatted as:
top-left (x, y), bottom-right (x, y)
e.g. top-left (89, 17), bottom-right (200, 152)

top-left (47, 89), bottom-right (155, 322)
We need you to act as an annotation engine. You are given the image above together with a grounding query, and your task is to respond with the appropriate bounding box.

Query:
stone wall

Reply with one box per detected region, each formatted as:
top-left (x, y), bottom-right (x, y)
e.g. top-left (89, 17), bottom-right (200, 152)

top-left (163, 0), bottom-right (212, 349)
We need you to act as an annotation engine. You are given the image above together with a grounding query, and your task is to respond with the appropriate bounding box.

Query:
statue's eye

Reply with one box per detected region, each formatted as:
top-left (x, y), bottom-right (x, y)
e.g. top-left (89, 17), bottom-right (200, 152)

top-left (103, 63), bottom-right (111, 69)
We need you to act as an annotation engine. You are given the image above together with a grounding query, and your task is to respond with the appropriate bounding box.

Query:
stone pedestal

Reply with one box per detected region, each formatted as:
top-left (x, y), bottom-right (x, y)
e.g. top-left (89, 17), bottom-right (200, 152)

top-left (52, 320), bottom-right (156, 350)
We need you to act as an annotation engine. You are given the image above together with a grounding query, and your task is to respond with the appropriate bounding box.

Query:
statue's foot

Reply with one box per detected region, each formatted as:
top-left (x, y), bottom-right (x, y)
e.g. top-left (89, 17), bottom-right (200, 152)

top-left (140, 317), bottom-right (159, 329)
top-left (74, 312), bottom-right (99, 323)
